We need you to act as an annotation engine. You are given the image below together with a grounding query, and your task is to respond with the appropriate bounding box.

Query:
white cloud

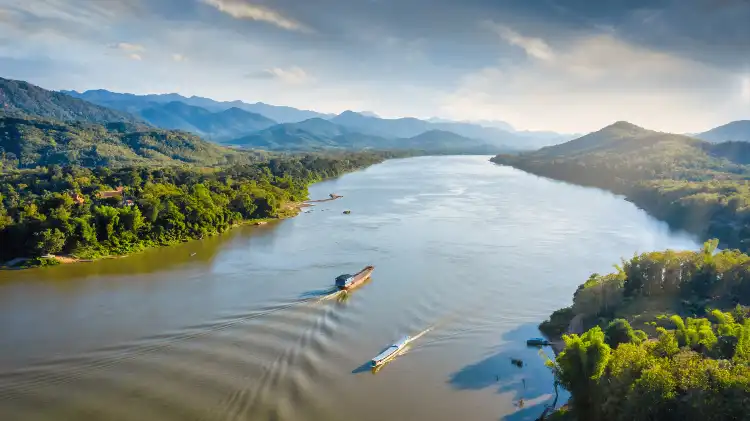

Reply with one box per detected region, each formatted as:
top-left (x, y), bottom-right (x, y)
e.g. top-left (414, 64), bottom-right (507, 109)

top-left (741, 75), bottom-right (750, 103)
top-left (485, 22), bottom-right (554, 61)
top-left (108, 42), bottom-right (146, 60)
top-left (201, 0), bottom-right (310, 32)
top-left (442, 26), bottom-right (739, 133)
top-left (113, 42), bottom-right (145, 53)
top-left (172, 53), bottom-right (186, 62)
top-left (255, 67), bottom-right (314, 85)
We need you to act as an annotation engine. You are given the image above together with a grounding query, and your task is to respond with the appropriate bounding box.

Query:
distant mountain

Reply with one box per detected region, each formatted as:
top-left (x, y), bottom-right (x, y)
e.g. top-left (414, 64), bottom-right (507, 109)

top-left (138, 101), bottom-right (276, 140)
top-left (397, 130), bottom-right (500, 153)
top-left (489, 120), bottom-right (750, 186)
top-left (1, 77), bottom-right (142, 124)
top-left (695, 120), bottom-right (750, 143)
top-left (63, 89), bottom-right (331, 123)
top-left (525, 121), bottom-right (694, 159)
top-left (226, 119), bottom-right (387, 151)
top-left (427, 117), bottom-right (515, 132)
top-left (0, 114), bottom-right (256, 168)
top-left (330, 111), bottom-right (432, 138)
top-left (225, 119), bottom-right (504, 153)
top-left (330, 111), bottom-right (567, 150)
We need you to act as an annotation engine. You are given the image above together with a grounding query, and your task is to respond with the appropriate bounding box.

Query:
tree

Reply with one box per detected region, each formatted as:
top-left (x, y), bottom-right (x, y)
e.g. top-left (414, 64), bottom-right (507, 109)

top-left (551, 326), bottom-right (612, 421)
top-left (32, 228), bottom-right (66, 255)
top-left (604, 319), bottom-right (643, 349)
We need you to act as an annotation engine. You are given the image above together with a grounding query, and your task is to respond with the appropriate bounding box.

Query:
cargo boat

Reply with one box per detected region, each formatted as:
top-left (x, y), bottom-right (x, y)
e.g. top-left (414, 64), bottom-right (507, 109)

top-left (335, 266), bottom-right (374, 291)
top-left (371, 336), bottom-right (410, 368)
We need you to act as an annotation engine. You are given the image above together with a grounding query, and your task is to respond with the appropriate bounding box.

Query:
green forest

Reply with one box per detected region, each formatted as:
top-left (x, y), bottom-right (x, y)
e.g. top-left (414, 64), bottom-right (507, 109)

top-left (0, 152), bottom-right (395, 266)
top-left (541, 241), bottom-right (750, 420)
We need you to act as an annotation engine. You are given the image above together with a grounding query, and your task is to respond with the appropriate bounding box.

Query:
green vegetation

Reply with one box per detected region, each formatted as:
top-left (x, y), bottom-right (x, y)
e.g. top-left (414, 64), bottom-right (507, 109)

top-left (1, 77), bottom-right (141, 124)
top-left (0, 115), bottom-right (269, 169)
top-left (0, 152), bottom-right (394, 265)
top-left (541, 241), bottom-right (750, 421)
top-left (491, 121), bottom-right (750, 251)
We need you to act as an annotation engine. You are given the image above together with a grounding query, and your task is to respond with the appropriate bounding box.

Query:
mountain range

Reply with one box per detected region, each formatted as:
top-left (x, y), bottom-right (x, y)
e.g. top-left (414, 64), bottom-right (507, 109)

top-left (2, 75), bottom-right (750, 168)
top-left (226, 118), bottom-right (499, 153)
top-left (63, 89), bottom-right (331, 123)
top-left (138, 101), bottom-right (277, 141)
top-left (63, 87), bottom-right (574, 150)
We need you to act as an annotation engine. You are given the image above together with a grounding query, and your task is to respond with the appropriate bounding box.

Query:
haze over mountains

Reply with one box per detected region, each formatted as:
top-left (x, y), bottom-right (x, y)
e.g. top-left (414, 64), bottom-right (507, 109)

top-left (695, 120), bottom-right (750, 143)
top-left (1, 75), bottom-right (749, 168)
top-left (64, 87), bottom-right (574, 150)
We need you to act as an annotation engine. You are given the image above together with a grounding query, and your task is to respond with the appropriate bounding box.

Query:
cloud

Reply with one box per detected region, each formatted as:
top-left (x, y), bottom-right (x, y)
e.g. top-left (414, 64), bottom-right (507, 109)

top-left (201, 0), bottom-right (310, 32)
top-left (442, 27), bottom-right (741, 133)
top-left (113, 42), bottom-right (146, 53)
top-left (742, 75), bottom-right (750, 103)
top-left (172, 53), bottom-right (186, 62)
top-left (485, 22), bottom-right (555, 61)
top-left (109, 43), bottom-right (146, 60)
top-left (247, 67), bottom-right (314, 84)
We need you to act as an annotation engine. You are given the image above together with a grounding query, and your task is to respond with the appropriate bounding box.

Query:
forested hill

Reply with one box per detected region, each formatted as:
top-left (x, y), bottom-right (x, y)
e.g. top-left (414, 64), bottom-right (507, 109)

top-left (540, 241), bottom-right (750, 421)
top-left (0, 77), bottom-right (142, 125)
top-left (0, 115), bottom-right (267, 169)
top-left (491, 121), bottom-right (750, 251)
top-left (0, 152), bottom-right (396, 266)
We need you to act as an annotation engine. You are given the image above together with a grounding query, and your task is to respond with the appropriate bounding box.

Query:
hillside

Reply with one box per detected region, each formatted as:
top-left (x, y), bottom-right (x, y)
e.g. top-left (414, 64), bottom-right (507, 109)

top-left (139, 102), bottom-right (276, 140)
top-left (64, 89), bottom-right (329, 123)
top-left (1, 78), bottom-right (142, 125)
top-left (493, 121), bottom-right (747, 183)
top-left (491, 121), bottom-right (750, 251)
top-left (538, 241), bottom-right (750, 421)
top-left (696, 120), bottom-right (750, 143)
top-left (0, 115), bottom-right (259, 169)
top-left (225, 119), bottom-right (503, 153)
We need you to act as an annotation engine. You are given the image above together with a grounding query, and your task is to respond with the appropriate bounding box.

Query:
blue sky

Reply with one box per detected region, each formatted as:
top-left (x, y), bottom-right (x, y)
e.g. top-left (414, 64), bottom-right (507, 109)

top-left (1, 0), bottom-right (748, 133)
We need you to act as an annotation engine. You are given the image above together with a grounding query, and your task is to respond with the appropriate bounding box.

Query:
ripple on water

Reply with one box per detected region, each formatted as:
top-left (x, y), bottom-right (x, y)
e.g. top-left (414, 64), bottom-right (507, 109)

top-left (0, 156), bottom-right (700, 421)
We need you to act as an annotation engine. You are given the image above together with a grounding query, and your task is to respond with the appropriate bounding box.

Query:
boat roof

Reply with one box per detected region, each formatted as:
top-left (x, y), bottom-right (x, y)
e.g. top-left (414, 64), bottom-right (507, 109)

top-left (372, 345), bottom-right (399, 362)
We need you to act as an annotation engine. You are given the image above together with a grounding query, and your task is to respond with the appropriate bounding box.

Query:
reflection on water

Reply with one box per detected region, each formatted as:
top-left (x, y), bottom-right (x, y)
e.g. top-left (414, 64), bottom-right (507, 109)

top-left (0, 156), bottom-right (699, 421)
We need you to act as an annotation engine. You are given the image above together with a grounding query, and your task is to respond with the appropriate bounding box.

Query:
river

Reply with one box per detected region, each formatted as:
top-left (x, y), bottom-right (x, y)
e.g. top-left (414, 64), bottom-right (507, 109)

top-left (0, 156), bottom-right (699, 421)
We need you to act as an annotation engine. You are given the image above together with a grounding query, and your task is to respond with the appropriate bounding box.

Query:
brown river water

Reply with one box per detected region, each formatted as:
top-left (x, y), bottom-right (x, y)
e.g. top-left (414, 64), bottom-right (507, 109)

top-left (0, 156), bottom-right (699, 421)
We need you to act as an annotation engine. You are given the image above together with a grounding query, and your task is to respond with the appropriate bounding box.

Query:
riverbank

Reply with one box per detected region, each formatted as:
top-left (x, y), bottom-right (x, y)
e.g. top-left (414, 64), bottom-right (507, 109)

top-left (1, 193), bottom-right (340, 270)
top-left (489, 157), bottom-right (747, 253)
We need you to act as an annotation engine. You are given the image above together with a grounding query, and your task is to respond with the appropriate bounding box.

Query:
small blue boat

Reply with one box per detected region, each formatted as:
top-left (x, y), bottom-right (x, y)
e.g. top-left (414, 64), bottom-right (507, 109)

top-left (371, 336), bottom-right (410, 368)
top-left (527, 337), bottom-right (550, 346)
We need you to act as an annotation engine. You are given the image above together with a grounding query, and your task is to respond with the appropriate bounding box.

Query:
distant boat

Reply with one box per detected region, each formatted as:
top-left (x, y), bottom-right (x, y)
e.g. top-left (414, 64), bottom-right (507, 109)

top-left (527, 338), bottom-right (550, 346)
top-left (371, 336), bottom-right (410, 368)
top-left (335, 266), bottom-right (374, 291)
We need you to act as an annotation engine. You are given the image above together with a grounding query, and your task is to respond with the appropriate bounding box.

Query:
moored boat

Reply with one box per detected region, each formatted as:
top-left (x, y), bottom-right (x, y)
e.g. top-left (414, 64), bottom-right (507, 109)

top-left (371, 336), bottom-right (410, 368)
top-left (527, 337), bottom-right (550, 346)
top-left (335, 265), bottom-right (374, 290)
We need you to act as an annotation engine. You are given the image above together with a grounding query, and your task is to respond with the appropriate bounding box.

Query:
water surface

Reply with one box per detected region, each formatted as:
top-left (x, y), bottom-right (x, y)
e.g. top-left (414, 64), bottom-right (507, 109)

top-left (0, 156), bottom-right (698, 421)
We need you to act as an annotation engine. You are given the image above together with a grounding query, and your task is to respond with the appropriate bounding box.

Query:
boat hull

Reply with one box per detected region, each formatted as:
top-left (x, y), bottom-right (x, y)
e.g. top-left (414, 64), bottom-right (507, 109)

top-left (337, 266), bottom-right (374, 291)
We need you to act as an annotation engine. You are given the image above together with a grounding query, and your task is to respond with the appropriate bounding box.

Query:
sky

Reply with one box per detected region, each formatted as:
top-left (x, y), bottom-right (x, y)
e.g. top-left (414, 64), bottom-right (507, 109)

top-left (0, 0), bottom-right (748, 133)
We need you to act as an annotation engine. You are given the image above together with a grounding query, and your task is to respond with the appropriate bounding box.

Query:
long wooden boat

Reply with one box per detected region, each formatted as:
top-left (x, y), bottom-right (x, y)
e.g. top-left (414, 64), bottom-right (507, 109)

top-left (335, 265), bottom-right (374, 291)
top-left (371, 336), bottom-right (410, 368)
